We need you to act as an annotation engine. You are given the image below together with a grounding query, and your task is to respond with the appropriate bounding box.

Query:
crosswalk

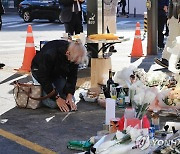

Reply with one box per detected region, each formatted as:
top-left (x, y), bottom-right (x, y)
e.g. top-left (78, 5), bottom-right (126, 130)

top-left (0, 40), bottom-right (24, 54)
top-left (2, 19), bottom-right (143, 29)
top-left (2, 20), bottom-right (63, 29)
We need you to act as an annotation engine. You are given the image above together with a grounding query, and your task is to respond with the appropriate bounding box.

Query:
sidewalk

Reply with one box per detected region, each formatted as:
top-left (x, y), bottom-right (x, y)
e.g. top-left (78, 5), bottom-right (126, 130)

top-left (0, 15), bottom-right (175, 154)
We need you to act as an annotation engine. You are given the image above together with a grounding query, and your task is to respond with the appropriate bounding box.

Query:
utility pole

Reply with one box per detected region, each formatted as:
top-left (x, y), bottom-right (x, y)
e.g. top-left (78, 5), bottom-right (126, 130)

top-left (146, 0), bottom-right (158, 55)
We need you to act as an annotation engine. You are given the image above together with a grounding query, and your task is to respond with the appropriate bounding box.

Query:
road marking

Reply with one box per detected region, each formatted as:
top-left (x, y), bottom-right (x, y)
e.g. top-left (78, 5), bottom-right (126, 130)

top-left (2, 21), bottom-right (20, 26)
top-left (7, 23), bottom-right (31, 28)
top-left (0, 40), bottom-right (20, 43)
top-left (116, 21), bottom-right (131, 25)
top-left (0, 43), bottom-right (24, 47)
top-left (0, 47), bottom-right (24, 52)
top-left (34, 23), bottom-right (53, 27)
top-left (0, 129), bottom-right (57, 154)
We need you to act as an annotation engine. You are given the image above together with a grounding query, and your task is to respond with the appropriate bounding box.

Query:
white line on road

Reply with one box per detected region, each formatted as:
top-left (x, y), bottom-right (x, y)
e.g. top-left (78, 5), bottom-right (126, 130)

top-left (0, 47), bottom-right (24, 52)
top-left (0, 40), bottom-right (20, 43)
top-left (0, 43), bottom-right (25, 47)
top-left (2, 21), bottom-right (20, 26)
top-left (34, 23), bottom-right (53, 27)
top-left (7, 23), bottom-right (31, 28)
top-left (116, 21), bottom-right (131, 25)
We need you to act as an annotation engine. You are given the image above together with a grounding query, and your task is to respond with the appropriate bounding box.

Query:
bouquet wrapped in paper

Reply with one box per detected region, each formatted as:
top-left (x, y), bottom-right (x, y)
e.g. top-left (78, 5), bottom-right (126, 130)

top-left (95, 126), bottom-right (149, 154)
top-left (133, 87), bottom-right (156, 119)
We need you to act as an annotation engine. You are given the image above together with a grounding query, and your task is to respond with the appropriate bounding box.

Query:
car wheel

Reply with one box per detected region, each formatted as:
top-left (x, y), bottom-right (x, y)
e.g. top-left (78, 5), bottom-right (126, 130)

top-left (23, 11), bottom-right (32, 22)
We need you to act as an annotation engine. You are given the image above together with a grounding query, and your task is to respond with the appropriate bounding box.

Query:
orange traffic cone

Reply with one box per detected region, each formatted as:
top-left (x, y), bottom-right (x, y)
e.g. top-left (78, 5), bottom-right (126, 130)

top-left (130, 22), bottom-right (143, 57)
top-left (16, 25), bottom-right (36, 73)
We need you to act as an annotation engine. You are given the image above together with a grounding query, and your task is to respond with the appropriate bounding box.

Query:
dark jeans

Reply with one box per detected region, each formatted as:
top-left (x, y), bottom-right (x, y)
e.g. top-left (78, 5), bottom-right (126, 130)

top-left (64, 12), bottom-right (83, 35)
top-left (42, 76), bottom-right (67, 109)
top-left (32, 74), bottom-right (67, 109)
top-left (158, 15), bottom-right (166, 48)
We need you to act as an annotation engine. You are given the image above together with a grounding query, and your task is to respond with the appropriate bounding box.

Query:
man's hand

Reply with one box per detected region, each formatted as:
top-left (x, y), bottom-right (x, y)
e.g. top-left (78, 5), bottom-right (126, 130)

top-left (66, 94), bottom-right (77, 111)
top-left (56, 97), bottom-right (70, 112)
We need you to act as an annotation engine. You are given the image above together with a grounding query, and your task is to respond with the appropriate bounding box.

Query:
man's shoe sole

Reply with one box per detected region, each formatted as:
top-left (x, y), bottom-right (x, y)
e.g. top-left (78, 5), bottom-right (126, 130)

top-left (154, 59), bottom-right (168, 68)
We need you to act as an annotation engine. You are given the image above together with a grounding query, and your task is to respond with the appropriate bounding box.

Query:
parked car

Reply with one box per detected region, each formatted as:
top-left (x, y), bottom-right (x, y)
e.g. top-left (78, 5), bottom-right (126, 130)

top-left (18, 0), bottom-right (62, 23)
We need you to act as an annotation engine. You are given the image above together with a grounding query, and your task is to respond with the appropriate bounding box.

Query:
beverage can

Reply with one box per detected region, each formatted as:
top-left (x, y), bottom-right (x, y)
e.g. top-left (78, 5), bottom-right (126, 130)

top-left (109, 118), bottom-right (120, 133)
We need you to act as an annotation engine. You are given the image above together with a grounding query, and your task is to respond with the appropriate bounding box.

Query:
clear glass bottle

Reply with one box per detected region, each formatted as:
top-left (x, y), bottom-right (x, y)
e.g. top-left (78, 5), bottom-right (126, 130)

top-left (111, 84), bottom-right (117, 100)
top-left (116, 87), bottom-right (125, 108)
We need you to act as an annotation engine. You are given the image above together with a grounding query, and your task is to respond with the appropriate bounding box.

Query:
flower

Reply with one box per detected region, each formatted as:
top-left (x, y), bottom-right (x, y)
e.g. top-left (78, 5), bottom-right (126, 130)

top-left (133, 89), bottom-right (156, 119)
top-left (134, 91), bottom-right (145, 105)
top-left (116, 131), bottom-right (125, 140)
top-left (145, 71), bottom-right (169, 88)
top-left (96, 126), bottom-right (149, 154)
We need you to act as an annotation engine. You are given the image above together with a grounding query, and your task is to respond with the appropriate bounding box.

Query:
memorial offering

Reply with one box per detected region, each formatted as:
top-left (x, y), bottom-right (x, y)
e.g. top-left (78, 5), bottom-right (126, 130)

top-left (88, 33), bottom-right (119, 40)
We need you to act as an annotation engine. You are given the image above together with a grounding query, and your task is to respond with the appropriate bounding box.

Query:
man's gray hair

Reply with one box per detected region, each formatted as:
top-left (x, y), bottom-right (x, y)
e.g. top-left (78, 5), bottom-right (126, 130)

top-left (68, 40), bottom-right (88, 65)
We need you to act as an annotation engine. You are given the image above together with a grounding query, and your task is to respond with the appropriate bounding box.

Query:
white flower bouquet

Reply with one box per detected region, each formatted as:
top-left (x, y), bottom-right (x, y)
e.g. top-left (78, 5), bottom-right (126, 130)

top-left (95, 126), bottom-right (149, 154)
top-left (131, 81), bottom-right (156, 119)
top-left (145, 71), bottom-right (169, 88)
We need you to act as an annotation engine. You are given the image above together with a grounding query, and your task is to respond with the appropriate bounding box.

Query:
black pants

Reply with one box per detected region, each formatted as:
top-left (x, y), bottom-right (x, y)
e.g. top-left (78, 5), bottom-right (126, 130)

top-left (158, 15), bottom-right (166, 48)
top-left (121, 5), bottom-right (126, 15)
top-left (0, 16), bottom-right (2, 31)
top-left (64, 12), bottom-right (83, 35)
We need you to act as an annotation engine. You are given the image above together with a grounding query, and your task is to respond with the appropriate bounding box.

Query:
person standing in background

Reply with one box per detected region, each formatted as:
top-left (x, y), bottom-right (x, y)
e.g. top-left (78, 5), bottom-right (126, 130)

top-left (59, 0), bottom-right (84, 36)
top-left (0, 0), bottom-right (5, 31)
top-left (104, 0), bottom-right (119, 34)
top-left (157, 0), bottom-right (169, 50)
top-left (0, 0), bottom-right (5, 68)
top-left (155, 0), bottom-right (180, 68)
top-left (119, 0), bottom-right (127, 16)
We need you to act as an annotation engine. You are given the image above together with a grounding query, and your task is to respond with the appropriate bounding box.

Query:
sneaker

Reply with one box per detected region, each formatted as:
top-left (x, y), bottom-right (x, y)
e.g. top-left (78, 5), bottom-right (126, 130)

top-left (154, 58), bottom-right (168, 68)
top-left (176, 59), bottom-right (180, 69)
top-left (0, 63), bottom-right (5, 69)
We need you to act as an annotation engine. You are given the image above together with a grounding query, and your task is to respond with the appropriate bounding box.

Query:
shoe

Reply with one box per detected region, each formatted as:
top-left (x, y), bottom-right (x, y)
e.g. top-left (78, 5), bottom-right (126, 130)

top-left (154, 58), bottom-right (168, 68)
top-left (176, 59), bottom-right (180, 69)
top-left (158, 44), bottom-right (164, 50)
top-left (164, 33), bottom-right (169, 37)
top-left (158, 47), bottom-right (164, 51)
top-left (0, 63), bottom-right (5, 69)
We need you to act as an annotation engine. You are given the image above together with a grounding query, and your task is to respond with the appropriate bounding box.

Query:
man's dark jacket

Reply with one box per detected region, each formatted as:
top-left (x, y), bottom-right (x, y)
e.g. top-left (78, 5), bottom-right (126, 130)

top-left (158, 0), bottom-right (169, 16)
top-left (59, 0), bottom-right (84, 23)
top-left (31, 40), bottom-right (78, 98)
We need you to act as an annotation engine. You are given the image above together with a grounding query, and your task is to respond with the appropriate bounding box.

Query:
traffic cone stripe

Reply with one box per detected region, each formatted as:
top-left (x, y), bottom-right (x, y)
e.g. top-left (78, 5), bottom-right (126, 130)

top-left (134, 35), bottom-right (141, 39)
top-left (25, 43), bottom-right (35, 47)
top-left (136, 27), bottom-right (140, 30)
top-left (27, 33), bottom-right (33, 37)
